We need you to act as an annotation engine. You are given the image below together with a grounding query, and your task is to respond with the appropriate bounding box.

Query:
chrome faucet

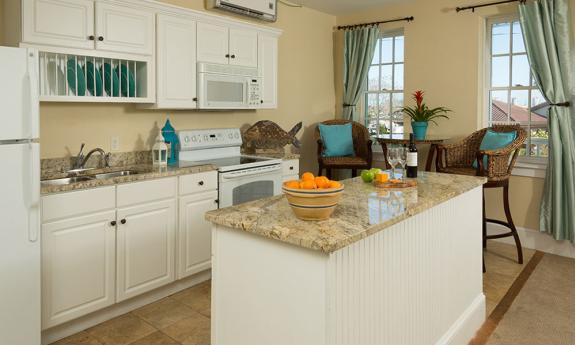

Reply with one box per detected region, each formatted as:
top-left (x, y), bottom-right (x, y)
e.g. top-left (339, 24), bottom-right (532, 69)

top-left (73, 144), bottom-right (111, 170)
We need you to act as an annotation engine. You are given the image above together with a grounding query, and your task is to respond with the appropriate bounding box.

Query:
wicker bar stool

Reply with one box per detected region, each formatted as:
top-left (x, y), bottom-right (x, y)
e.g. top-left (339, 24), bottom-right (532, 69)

top-left (435, 125), bottom-right (527, 271)
top-left (314, 119), bottom-right (373, 179)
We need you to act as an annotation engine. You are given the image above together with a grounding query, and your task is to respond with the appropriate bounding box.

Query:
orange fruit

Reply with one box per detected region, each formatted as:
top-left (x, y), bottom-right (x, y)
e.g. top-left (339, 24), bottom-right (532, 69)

top-left (328, 181), bottom-right (342, 189)
top-left (285, 180), bottom-right (300, 189)
top-left (315, 176), bottom-right (330, 189)
top-left (301, 172), bottom-right (315, 181)
top-left (375, 172), bottom-right (389, 183)
top-left (300, 180), bottom-right (317, 189)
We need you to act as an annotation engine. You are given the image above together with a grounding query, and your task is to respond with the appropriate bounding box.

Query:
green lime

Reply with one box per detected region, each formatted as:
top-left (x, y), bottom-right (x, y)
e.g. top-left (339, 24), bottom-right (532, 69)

top-left (361, 170), bottom-right (375, 183)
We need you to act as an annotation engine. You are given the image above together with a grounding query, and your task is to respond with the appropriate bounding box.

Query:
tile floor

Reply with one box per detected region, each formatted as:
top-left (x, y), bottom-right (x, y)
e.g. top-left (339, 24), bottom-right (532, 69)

top-left (483, 241), bottom-right (535, 316)
top-left (53, 242), bottom-right (532, 345)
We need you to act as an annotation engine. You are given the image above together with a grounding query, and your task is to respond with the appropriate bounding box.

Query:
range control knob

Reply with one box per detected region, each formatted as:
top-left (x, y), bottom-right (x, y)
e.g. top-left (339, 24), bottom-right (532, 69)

top-left (191, 136), bottom-right (197, 142)
top-left (234, 132), bottom-right (240, 139)
top-left (184, 136), bottom-right (190, 143)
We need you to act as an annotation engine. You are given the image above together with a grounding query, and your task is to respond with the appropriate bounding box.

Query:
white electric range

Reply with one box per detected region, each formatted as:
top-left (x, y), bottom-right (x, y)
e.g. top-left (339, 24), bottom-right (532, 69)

top-left (178, 128), bottom-right (282, 208)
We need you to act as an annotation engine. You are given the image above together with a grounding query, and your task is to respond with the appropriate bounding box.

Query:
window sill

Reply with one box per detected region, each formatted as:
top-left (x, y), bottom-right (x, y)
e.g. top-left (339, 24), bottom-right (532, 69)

top-left (512, 161), bottom-right (547, 178)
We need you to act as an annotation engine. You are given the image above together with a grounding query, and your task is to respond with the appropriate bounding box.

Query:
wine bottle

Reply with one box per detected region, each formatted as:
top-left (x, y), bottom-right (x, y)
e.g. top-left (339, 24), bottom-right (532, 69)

top-left (406, 133), bottom-right (418, 178)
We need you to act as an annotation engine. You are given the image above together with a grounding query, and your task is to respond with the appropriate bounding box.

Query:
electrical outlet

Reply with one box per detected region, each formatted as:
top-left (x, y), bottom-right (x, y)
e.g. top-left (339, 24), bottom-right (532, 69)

top-left (111, 136), bottom-right (120, 151)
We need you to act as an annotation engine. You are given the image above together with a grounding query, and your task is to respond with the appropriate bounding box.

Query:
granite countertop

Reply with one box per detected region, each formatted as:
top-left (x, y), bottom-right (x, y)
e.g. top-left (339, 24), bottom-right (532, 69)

top-left (205, 172), bottom-right (487, 254)
top-left (41, 163), bottom-right (217, 195)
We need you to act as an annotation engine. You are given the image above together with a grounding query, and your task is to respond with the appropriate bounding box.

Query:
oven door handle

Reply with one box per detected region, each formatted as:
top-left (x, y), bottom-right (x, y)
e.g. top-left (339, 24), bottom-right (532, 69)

top-left (221, 165), bottom-right (281, 179)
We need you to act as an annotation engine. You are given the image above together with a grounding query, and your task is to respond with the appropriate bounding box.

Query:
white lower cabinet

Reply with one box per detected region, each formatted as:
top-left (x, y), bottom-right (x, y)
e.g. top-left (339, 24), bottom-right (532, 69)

top-left (41, 210), bottom-right (116, 329)
top-left (282, 159), bottom-right (300, 182)
top-left (41, 173), bottom-right (217, 329)
top-left (116, 199), bottom-right (176, 302)
top-left (178, 190), bottom-right (218, 279)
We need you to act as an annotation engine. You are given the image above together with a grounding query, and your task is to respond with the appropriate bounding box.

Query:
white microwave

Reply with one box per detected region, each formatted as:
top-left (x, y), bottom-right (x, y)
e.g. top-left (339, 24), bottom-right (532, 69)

top-left (197, 62), bottom-right (262, 109)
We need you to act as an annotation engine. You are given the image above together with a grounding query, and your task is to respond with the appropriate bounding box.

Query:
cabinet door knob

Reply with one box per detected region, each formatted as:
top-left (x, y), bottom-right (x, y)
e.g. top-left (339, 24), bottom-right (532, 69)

top-left (120, 219), bottom-right (126, 225)
top-left (98, 36), bottom-right (104, 41)
top-left (260, 100), bottom-right (264, 104)
top-left (198, 181), bottom-right (204, 186)
top-left (214, 199), bottom-right (219, 204)
top-left (231, 54), bottom-right (236, 59)
top-left (110, 220), bottom-right (117, 226)
top-left (193, 97), bottom-right (198, 102)
top-left (289, 166), bottom-right (294, 170)
top-left (225, 54), bottom-right (230, 58)
top-left (88, 35), bottom-right (95, 40)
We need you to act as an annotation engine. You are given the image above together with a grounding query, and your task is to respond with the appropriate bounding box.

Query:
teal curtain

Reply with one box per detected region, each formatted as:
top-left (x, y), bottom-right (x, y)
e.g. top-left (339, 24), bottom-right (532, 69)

top-left (519, 0), bottom-right (575, 242)
top-left (343, 26), bottom-right (379, 121)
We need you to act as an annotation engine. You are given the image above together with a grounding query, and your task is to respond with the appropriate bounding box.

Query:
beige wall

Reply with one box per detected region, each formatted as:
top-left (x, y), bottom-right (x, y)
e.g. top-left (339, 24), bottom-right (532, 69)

top-left (336, 0), bottom-right (575, 230)
top-left (31, 0), bottom-right (336, 173)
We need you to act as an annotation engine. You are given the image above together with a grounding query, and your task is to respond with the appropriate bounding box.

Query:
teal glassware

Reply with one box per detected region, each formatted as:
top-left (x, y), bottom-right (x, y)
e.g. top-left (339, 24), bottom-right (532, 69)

top-left (162, 119), bottom-right (179, 165)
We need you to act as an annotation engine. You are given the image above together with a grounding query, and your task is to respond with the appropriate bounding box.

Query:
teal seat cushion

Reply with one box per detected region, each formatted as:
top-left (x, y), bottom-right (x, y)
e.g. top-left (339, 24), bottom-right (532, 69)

top-left (319, 123), bottom-right (355, 157)
top-left (472, 129), bottom-right (517, 169)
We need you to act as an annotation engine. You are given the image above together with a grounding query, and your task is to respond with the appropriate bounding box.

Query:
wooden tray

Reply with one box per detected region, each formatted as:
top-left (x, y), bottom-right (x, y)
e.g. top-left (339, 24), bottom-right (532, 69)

top-left (373, 179), bottom-right (417, 189)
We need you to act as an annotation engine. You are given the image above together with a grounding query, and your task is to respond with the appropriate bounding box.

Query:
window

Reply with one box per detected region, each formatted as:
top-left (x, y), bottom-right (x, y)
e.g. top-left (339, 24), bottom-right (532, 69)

top-left (365, 30), bottom-right (404, 138)
top-left (486, 17), bottom-right (549, 162)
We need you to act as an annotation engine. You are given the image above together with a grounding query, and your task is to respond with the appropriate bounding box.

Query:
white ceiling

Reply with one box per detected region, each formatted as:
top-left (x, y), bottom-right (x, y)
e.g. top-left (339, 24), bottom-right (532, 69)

top-left (289, 0), bottom-right (409, 16)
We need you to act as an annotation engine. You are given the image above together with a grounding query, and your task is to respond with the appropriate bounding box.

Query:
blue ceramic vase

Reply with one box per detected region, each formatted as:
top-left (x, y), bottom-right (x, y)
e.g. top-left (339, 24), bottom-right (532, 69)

top-left (411, 121), bottom-right (428, 140)
top-left (162, 119), bottom-right (179, 165)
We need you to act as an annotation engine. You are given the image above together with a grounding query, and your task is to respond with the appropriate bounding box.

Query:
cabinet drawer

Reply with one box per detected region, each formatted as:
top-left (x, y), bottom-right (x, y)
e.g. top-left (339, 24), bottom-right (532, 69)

top-left (42, 186), bottom-right (115, 223)
top-left (117, 177), bottom-right (177, 207)
top-left (282, 159), bottom-right (299, 176)
top-left (179, 171), bottom-right (218, 195)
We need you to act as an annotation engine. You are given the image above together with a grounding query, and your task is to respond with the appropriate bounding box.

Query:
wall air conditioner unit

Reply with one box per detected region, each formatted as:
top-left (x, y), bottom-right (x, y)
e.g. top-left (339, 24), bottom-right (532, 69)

top-left (209, 0), bottom-right (277, 22)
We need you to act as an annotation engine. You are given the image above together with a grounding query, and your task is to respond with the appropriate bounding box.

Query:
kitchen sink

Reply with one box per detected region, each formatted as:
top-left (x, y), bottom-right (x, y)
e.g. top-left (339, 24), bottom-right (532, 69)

top-left (41, 170), bottom-right (140, 186)
top-left (41, 176), bottom-right (95, 186)
top-left (93, 170), bottom-right (140, 179)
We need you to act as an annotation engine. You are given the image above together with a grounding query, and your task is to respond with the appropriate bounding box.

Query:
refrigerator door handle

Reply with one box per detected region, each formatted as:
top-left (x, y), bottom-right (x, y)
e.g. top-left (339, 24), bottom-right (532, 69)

top-left (25, 49), bottom-right (39, 140)
top-left (23, 143), bottom-right (40, 242)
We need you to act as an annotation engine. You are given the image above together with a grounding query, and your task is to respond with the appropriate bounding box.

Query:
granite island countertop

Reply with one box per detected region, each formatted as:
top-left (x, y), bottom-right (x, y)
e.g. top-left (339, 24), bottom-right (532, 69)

top-left (205, 172), bottom-right (487, 254)
top-left (41, 163), bottom-right (217, 195)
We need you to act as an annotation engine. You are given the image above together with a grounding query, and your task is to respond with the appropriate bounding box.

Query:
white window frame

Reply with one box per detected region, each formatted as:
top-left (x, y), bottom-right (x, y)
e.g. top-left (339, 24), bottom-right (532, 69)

top-left (484, 15), bottom-right (547, 178)
top-left (363, 29), bottom-right (405, 153)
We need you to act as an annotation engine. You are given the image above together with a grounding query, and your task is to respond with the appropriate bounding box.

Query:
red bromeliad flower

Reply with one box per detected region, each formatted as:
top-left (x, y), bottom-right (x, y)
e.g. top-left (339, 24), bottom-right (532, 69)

top-left (413, 90), bottom-right (425, 110)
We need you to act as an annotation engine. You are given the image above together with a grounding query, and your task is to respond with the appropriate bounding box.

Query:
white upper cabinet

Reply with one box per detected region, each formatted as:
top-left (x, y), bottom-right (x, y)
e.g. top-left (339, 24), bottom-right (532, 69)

top-left (197, 23), bottom-right (258, 67)
top-left (196, 22), bottom-right (229, 65)
top-left (95, 2), bottom-right (155, 55)
top-left (156, 14), bottom-right (197, 109)
top-left (229, 28), bottom-right (258, 67)
top-left (20, 0), bottom-right (155, 55)
top-left (258, 33), bottom-right (278, 108)
top-left (22, 0), bottom-right (95, 50)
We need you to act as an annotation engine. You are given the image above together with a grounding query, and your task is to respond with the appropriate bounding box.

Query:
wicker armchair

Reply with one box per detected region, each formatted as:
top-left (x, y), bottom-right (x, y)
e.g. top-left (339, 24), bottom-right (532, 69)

top-left (435, 124), bottom-right (527, 271)
top-left (314, 119), bottom-right (373, 179)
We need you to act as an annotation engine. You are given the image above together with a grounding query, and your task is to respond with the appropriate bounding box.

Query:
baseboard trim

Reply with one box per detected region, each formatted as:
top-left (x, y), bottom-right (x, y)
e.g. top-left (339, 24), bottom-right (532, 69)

top-left (42, 270), bottom-right (211, 345)
top-left (487, 224), bottom-right (575, 259)
top-left (438, 294), bottom-right (486, 345)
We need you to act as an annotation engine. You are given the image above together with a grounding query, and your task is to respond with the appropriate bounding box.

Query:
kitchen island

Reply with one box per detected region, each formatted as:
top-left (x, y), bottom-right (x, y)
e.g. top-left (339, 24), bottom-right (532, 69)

top-left (206, 172), bottom-right (487, 345)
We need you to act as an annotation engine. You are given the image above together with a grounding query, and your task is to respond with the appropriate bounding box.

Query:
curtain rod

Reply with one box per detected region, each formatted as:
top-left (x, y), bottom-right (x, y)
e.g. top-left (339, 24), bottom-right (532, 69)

top-left (336, 16), bottom-right (414, 30)
top-left (456, 0), bottom-right (526, 13)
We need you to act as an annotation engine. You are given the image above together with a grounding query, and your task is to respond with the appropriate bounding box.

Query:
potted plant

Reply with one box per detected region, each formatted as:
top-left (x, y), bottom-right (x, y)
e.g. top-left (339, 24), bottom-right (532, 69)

top-left (398, 90), bottom-right (451, 140)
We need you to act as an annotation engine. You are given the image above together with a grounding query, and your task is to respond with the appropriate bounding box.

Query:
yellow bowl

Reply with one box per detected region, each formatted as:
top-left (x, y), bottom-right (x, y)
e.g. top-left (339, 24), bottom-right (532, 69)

top-left (282, 183), bottom-right (345, 221)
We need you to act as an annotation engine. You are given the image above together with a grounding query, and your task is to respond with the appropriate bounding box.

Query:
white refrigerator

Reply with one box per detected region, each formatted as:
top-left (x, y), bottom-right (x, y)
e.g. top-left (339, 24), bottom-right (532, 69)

top-left (0, 46), bottom-right (41, 345)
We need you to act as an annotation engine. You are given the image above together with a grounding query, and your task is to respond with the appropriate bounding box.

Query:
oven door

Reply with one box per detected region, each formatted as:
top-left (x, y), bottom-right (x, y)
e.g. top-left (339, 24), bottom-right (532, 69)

top-left (198, 72), bottom-right (247, 109)
top-left (218, 165), bottom-right (282, 208)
